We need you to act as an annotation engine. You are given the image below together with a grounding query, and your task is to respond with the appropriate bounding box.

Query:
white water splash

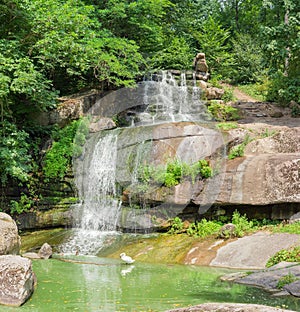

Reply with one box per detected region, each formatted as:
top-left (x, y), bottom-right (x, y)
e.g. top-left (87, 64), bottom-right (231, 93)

top-left (61, 133), bottom-right (121, 255)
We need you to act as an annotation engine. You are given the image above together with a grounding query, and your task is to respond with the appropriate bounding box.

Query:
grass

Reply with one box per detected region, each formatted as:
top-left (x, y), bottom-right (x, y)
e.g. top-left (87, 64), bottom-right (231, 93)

top-left (237, 83), bottom-right (268, 102)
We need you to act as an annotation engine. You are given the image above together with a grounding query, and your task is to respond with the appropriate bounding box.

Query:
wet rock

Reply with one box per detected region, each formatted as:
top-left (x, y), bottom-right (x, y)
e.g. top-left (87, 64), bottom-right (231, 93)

top-left (38, 243), bottom-right (52, 259)
top-left (0, 213), bottom-right (21, 255)
top-left (236, 262), bottom-right (300, 297)
top-left (0, 255), bottom-right (35, 307)
top-left (89, 117), bottom-right (116, 133)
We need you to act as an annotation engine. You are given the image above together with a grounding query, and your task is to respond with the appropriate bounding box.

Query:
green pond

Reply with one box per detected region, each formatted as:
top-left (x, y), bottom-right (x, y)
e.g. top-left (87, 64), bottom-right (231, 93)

top-left (2, 255), bottom-right (299, 312)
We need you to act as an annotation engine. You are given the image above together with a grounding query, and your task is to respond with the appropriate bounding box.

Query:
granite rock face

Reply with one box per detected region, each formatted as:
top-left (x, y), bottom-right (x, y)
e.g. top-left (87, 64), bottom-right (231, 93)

top-left (0, 255), bottom-right (35, 307)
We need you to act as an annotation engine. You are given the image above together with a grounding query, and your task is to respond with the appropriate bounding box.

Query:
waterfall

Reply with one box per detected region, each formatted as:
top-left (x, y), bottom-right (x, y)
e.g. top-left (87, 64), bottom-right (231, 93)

top-left (61, 131), bottom-right (121, 255)
top-left (134, 71), bottom-right (207, 125)
top-left (60, 70), bottom-right (215, 255)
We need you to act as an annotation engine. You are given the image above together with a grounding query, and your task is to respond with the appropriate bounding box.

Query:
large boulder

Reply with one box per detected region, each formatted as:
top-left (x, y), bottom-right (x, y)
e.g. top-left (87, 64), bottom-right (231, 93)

top-left (0, 212), bottom-right (21, 255)
top-left (0, 255), bottom-right (35, 307)
top-left (166, 303), bottom-right (295, 312)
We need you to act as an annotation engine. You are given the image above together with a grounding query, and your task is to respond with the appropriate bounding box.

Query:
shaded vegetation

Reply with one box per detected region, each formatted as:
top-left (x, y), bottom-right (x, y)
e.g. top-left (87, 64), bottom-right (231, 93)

top-left (0, 0), bottom-right (299, 207)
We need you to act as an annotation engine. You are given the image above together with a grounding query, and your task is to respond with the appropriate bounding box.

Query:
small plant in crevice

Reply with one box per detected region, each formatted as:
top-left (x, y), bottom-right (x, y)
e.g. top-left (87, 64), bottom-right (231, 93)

top-left (137, 158), bottom-right (213, 189)
top-left (228, 134), bottom-right (252, 160)
top-left (266, 246), bottom-right (300, 268)
top-left (216, 122), bottom-right (238, 131)
top-left (168, 217), bottom-right (184, 234)
top-left (276, 273), bottom-right (298, 289)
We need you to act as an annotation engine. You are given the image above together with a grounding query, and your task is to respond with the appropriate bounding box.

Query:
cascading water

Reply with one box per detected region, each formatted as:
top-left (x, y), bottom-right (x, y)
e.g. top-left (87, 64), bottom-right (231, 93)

top-left (61, 70), bottom-right (217, 255)
top-left (61, 131), bottom-right (121, 255)
top-left (134, 71), bottom-right (208, 126)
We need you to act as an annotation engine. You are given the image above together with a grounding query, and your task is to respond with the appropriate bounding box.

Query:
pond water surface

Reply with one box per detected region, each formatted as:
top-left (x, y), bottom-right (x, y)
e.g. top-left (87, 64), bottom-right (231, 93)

top-left (2, 255), bottom-right (299, 312)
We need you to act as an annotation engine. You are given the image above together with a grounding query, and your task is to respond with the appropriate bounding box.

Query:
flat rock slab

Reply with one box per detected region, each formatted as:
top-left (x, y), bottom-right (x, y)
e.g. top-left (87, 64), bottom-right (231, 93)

top-left (210, 232), bottom-right (300, 269)
top-left (236, 262), bottom-right (300, 296)
top-left (166, 303), bottom-right (295, 312)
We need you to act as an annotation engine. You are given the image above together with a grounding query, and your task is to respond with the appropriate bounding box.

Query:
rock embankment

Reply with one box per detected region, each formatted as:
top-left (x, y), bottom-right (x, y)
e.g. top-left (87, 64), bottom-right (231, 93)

top-left (0, 212), bottom-right (36, 307)
top-left (166, 303), bottom-right (295, 312)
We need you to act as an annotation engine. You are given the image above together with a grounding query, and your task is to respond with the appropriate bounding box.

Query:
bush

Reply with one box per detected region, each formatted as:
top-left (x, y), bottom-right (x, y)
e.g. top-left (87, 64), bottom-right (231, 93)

top-left (0, 121), bottom-right (32, 185)
top-left (187, 219), bottom-right (222, 237)
top-left (266, 246), bottom-right (300, 268)
top-left (43, 119), bottom-right (87, 181)
top-left (231, 210), bottom-right (254, 237)
top-left (137, 158), bottom-right (213, 188)
top-left (208, 102), bottom-right (239, 122)
top-left (267, 73), bottom-right (300, 105)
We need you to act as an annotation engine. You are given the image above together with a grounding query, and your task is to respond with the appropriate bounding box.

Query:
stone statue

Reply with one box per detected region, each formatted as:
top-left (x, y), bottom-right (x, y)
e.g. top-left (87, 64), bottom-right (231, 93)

top-left (193, 53), bottom-right (209, 81)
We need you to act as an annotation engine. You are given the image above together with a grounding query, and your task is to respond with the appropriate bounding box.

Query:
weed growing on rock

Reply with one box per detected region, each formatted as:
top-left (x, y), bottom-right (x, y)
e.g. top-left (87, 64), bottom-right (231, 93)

top-left (266, 246), bottom-right (300, 268)
top-left (187, 219), bottom-right (222, 237)
top-left (276, 273), bottom-right (297, 289)
top-left (228, 134), bottom-right (251, 159)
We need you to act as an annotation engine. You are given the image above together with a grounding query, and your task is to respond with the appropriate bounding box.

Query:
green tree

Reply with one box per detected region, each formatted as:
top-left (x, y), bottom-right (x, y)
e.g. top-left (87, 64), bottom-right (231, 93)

top-left (27, 0), bottom-right (144, 93)
top-left (193, 16), bottom-right (233, 77)
top-left (261, 0), bottom-right (300, 103)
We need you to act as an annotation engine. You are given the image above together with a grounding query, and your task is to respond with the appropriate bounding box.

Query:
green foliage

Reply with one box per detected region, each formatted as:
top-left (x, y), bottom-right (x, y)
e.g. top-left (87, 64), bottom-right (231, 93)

top-left (228, 135), bottom-right (251, 160)
top-left (0, 121), bottom-right (31, 185)
top-left (43, 119), bottom-right (83, 181)
top-left (291, 104), bottom-right (300, 117)
top-left (10, 193), bottom-right (34, 215)
top-left (237, 82), bottom-right (269, 102)
top-left (208, 102), bottom-right (240, 122)
top-left (193, 16), bottom-right (233, 78)
top-left (231, 210), bottom-right (254, 237)
top-left (222, 87), bottom-right (235, 103)
top-left (168, 217), bottom-right (184, 234)
top-left (151, 37), bottom-right (194, 70)
top-left (230, 34), bottom-right (265, 84)
top-left (266, 246), bottom-right (300, 268)
top-left (276, 273), bottom-right (298, 289)
top-left (187, 219), bottom-right (221, 237)
top-left (216, 122), bottom-right (238, 131)
top-left (137, 159), bottom-right (213, 189)
top-left (266, 73), bottom-right (300, 105)
top-left (272, 222), bottom-right (300, 235)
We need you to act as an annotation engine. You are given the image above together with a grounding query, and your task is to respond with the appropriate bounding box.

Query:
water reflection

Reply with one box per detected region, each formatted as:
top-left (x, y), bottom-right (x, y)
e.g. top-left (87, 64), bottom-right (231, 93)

top-left (2, 257), bottom-right (299, 312)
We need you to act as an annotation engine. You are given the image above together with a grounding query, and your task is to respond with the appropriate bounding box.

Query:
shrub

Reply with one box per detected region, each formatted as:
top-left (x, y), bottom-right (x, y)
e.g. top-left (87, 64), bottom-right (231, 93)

top-left (231, 210), bottom-right (254, 237)
top-left (228, 134), bottom-right (251, 160)
top-left (266, 246), bottom-right (300, 268)
top-left (43, 119), bottom-right (87, 181)
top-left (168, 217), bottom-right (184, 234)
top-left (208, 102), bottom-right (239, 122)
top-left (137, 158), bottom-right (213, 188)
top-left (187, 218), bottom-right (221, 237)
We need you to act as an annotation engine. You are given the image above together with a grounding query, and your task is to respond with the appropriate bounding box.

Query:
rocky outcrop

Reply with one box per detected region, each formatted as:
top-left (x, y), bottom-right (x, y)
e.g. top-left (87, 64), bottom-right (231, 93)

top-left (0, 255), bottom-right (35, 307)
top-left (232, 262), bottom-right (300, 298)
top-left (210, 232), bottom-right (300, 269)
top-left (166, 303), bottom-right (295, 312)
top-left (0, 213), bottom-right (21, 255)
